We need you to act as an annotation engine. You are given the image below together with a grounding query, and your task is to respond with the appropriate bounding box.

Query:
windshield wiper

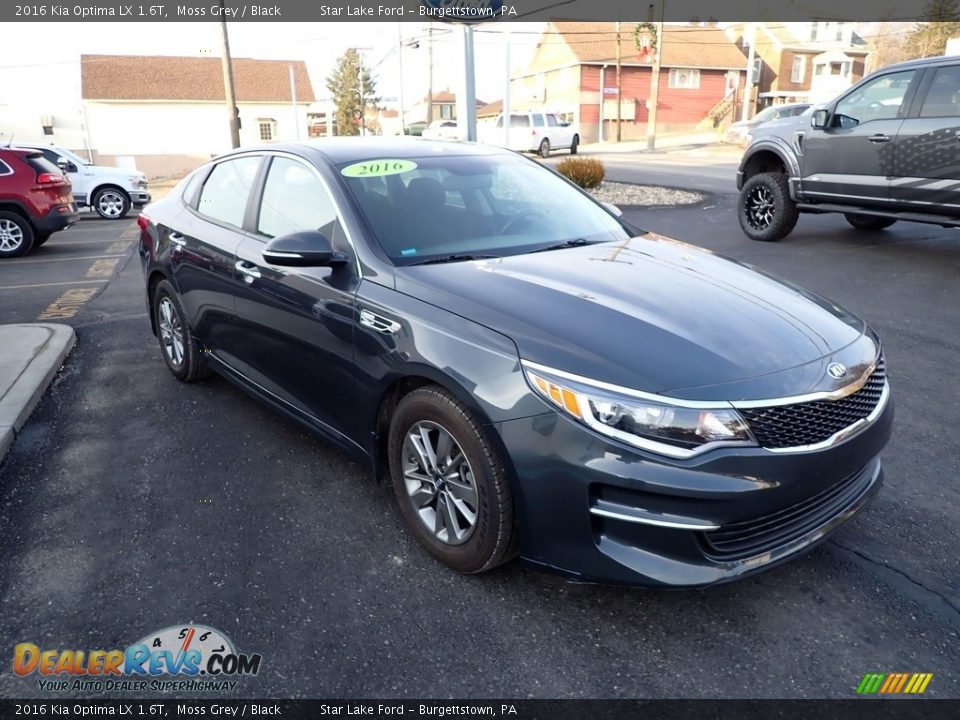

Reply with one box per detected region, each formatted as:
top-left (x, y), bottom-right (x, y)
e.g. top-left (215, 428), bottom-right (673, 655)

top-left (407, 254), bottom-right (499, 266)
top-left (527, 238), bottom-right (593, 254)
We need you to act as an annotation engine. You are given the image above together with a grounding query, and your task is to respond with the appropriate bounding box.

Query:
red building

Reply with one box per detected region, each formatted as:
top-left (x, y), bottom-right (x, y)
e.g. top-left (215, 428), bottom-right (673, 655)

top-left (510, 22), bottom-right (748, 143)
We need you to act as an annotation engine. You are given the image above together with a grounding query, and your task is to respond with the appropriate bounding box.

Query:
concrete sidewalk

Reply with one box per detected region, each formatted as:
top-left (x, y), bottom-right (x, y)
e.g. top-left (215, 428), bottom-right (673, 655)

top-left (0, 324), bottom-right (76, 461)
top-left (578, 131), bottom-right (743, 159)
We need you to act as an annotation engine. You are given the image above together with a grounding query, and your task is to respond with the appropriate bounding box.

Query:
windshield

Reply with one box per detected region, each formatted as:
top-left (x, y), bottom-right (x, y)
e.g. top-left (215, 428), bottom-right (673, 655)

top-left (752, 107), bottom-right (778, 123)
top-left (54, 146), bottom-right (91, 166)
top-left (338, 152), bottom-right (630, 265)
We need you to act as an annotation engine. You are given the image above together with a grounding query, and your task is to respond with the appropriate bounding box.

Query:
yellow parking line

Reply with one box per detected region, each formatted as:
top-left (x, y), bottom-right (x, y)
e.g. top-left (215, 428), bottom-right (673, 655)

top-left (37, 287), bottom-right (101, 320)
top-left (86, 258), bottom-right (120, 278)
top-left (0, 279), bottom-right (108, 290)
top-left (0, 254), bottom-right (125, 265)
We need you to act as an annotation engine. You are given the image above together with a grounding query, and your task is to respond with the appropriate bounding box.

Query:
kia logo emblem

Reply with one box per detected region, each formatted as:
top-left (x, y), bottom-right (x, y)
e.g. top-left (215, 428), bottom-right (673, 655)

top-left (827, 363), bottom-right (848, 379)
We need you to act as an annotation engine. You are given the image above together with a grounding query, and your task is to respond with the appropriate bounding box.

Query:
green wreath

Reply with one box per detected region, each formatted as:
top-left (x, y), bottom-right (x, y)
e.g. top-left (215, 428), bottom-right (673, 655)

top-left (634, 22), bottom-right (658, 55)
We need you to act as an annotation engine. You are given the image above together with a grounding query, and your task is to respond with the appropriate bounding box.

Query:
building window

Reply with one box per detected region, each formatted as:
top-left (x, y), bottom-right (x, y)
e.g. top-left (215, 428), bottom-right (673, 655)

top-left (668, 68), bottom-right (700, 89)
top-left (440, 104), bottom-right (453, 119)
top-left (258, 119), bottom-right (276, 141)
top-left (752, 57), bottom-right (763, 85)
top-left (791, 55), bottom-right (806, 84)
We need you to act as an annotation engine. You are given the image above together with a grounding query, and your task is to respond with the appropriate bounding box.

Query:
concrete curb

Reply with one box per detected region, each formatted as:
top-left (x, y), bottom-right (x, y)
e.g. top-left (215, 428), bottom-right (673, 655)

top-left (0, 324), bottom-right (76, 461)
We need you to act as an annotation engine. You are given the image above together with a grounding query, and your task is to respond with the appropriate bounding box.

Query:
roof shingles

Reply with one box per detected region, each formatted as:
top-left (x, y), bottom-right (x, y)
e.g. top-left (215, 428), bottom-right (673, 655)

top-left (544, 22), bottom-right (748, 70)
top-left (81, 54), bottom-right (315, 103)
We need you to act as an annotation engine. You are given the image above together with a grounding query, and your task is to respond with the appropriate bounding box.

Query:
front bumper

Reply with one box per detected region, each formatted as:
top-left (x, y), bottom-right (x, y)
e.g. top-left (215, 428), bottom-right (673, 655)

top-left (129, 189), bottom-right (151, 206)
top-left (495, 393), bottom-right (893, 587)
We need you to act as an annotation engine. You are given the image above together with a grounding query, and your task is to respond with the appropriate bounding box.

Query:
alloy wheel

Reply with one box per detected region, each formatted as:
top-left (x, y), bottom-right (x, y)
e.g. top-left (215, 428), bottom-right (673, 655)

top-left (0, 218), bottom-right (24, 253)
top-left (745, 185), bottom-right (775, 231)
top-left (401, 420), bottom-right (479, 546)
top-left (96, 190), bottom-right (126, 218)
top-left (158, 297), bottom-right (185, 368)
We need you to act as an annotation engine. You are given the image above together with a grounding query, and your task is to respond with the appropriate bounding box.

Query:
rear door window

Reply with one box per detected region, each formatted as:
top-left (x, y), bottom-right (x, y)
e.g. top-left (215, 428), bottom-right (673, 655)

top-left (197, 156), bottom-right (262, 228)
top-left (919, 66), bottom-right (960, 118)
top-left (533, 114), bottom-right (545, 127)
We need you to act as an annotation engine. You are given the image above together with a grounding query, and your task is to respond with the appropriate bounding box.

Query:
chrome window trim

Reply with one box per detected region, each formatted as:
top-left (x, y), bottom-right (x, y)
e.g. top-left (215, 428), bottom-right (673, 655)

top-left (764, 381), bottom-right (890, 454)
top-left (255, 150), bottom-right (363, 276)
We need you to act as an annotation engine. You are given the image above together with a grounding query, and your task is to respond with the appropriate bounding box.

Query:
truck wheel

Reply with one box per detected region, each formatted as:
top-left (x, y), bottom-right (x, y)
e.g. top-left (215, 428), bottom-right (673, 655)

top-left (845, 214), bottom-right (896, 231)
top-left (538, 139), bottom-right (550, 158)
top-left (93, 186), bottom-right (131, 220)
top-left (738, 173), bottom-right (799, 242)
top-left (570, 135), bottom-right (579, 155)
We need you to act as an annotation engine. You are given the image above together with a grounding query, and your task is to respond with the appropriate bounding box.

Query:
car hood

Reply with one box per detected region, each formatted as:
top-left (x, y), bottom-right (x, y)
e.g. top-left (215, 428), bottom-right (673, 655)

top-left (395, 234), bottom-right (870, 399)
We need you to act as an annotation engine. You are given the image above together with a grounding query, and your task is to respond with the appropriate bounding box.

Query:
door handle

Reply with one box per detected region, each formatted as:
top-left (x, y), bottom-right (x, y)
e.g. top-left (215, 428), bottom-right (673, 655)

top-left (235, 260), bottom-right (261, 284)
top-left (359, 308), bottom-right (401, 335)
top-left (168, 231), bottom-right (186, 247)
top-left (868, 134), bottom-right (891, 143)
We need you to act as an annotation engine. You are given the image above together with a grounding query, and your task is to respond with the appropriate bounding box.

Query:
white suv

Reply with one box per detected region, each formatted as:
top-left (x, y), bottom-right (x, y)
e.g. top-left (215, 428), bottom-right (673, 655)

top-left (482, 112), bottom-right (580, 158)
top-left (20, 144), bottom-right (150, 220)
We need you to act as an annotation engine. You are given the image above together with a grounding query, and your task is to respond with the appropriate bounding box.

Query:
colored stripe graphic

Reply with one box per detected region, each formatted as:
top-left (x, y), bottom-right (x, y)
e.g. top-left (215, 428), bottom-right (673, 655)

top-left (857, 672), bottom-right (932, 694)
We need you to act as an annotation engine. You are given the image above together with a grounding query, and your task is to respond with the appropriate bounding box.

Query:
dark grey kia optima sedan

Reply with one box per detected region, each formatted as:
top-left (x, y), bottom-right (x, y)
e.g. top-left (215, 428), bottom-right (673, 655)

top-left (137, 138), bottom-right (892, 587)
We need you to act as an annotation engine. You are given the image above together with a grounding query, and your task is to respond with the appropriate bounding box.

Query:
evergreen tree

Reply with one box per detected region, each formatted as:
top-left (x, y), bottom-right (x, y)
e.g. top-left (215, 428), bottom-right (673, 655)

top-left (905, 0), bottom-right (960, 57)
top-left (326, 49), bottom-right (378, 137)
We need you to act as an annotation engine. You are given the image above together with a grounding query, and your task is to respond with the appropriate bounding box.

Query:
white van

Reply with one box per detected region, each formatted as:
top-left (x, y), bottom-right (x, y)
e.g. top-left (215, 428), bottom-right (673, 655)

top-left (19, 144), bottom-right (151, 220)
top-left (481, 112), bottom-right (580, 158)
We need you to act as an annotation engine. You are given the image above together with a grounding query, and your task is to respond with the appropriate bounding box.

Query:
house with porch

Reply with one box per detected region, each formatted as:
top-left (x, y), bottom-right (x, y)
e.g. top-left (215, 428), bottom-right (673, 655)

top-left (509, 22), bottom-right (749, 144)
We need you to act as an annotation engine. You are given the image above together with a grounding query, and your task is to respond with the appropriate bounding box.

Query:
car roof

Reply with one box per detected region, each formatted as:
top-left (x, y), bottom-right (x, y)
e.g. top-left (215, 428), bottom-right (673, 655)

top-left (871, 55), bottom-right (960, 73)
top-left (222, 137), bottom-right (512, 165)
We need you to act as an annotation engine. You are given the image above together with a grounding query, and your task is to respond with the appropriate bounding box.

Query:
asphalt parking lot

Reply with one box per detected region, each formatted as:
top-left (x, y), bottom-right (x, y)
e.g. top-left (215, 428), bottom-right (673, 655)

top-left (0, 174), bottom-right (957, 700)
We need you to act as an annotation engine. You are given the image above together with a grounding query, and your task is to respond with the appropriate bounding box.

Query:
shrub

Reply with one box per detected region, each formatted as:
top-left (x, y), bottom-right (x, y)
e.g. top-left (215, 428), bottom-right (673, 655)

top-left (556, 157), bottom-right (605, 189)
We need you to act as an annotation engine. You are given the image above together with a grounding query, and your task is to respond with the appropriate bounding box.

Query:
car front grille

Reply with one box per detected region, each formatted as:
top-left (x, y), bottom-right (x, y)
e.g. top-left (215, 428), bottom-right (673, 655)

top-left (740, 357), bottom-right (886, 450)
top-left (701, 463), bottom-right (876, 560)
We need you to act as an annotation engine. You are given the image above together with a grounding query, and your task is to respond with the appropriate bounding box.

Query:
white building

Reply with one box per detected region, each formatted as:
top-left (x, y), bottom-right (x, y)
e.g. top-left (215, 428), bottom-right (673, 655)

top-left (0, 54), bottom-right (316, 179)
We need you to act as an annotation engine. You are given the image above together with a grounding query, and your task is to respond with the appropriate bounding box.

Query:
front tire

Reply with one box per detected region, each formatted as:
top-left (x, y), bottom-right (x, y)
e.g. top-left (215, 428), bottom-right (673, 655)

top-left (738, 172), bottom-right (799, 242)
top-left (152, 280), bottom-right (211, 382)
top-left (388, 386), bottom-right (516, 574)
top-left (92, 186), bottom-right (131, 219)
top-left (0, 211), bottom-right (35, 258)
top-left (845, 213), bottom-right (897, 231)
top-left (538, 139), bottom-right (550, 158)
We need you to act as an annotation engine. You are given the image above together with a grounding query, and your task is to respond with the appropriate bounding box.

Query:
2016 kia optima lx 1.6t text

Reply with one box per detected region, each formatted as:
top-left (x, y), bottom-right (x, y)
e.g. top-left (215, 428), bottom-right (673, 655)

top-left (137, 138), bottom-right (892, 587)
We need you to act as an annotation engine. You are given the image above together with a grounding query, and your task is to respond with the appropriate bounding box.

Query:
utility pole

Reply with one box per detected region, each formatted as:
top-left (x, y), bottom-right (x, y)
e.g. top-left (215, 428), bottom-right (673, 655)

top-left (616, 21), bottom-right (622, 142)
top-left (460, 24), bottom-right (477, 142)
top-left (503, 28), bottom-right (511, 145)
top-left (741, 23), bottom-right (756, 122)
top-left (398, 23), bottom-right (406, 134)
top-left (289, 64), bottom-right (299, 140)
top-left (645, 1), bottom-right (664, 151)
top-left (427, 24), bottom-right (434, 124)
top-left (218, 0), bottom-right (240, 148)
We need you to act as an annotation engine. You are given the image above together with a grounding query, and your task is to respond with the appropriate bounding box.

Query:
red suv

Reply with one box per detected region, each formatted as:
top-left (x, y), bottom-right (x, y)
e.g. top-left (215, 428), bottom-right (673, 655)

top-left (0, 147), bottom-right (79, 258)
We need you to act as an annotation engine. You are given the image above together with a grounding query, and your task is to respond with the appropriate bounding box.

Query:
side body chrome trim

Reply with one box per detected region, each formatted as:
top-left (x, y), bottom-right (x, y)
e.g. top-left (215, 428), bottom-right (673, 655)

top-left (589, 501), bottom-right (721, 531)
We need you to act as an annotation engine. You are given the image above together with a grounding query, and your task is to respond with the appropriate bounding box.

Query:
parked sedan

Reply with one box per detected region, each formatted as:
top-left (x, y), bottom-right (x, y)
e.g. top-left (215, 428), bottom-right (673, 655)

top-left (138, 138), bottom-right (892, 587)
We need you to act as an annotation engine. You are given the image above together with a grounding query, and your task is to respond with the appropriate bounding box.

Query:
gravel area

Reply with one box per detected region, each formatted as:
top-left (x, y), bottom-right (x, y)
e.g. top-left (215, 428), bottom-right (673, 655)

top-left (588, 181), bottom-right (704, 207)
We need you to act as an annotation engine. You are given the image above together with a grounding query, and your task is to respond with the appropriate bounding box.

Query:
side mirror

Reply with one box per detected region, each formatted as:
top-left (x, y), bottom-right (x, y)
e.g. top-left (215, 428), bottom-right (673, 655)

top-left (262, 230), bottom-right (349, 267)
top-left (811, 109), bottom-right (830, 129)
top-left (601, 201), bottom-right (623, 218)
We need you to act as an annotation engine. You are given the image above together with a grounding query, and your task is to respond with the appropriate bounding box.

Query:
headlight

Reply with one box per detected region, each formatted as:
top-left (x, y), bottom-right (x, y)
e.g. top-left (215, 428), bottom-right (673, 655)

top-left (523, 361), bottom-right (756, 458)
top-left (129, 175), bottom-right (148, 188)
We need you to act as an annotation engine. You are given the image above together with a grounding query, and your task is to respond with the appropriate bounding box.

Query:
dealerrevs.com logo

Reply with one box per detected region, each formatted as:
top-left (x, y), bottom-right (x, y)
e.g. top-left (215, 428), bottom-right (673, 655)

top-left (14, 625), bottom-right (262, 692)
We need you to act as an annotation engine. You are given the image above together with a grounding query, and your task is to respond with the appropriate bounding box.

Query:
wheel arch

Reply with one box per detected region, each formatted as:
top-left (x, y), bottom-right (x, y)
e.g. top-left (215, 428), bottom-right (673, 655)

top-left (370, 368), bottom-right (520, 494)
top-left (740, 138), bottom-right (800, 183)
top-left (91, 183), bottom-right (131, 204)
top-left (0, 201), bottom-right (32, 223)
top-left (145, 267), bottom-right (173, 336)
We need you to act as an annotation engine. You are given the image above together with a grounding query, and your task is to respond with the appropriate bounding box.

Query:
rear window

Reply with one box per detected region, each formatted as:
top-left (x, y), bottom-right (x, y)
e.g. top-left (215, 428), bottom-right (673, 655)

top-left (24, 154), bottom-right (62, 176)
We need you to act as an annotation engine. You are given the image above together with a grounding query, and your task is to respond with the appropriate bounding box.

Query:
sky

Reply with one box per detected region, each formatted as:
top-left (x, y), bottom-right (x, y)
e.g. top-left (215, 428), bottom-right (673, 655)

top-left (0, 22), bottom-right (547, 108)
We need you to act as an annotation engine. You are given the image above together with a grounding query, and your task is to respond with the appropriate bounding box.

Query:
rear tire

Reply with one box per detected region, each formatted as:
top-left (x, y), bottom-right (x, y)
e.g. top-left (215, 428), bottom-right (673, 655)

top-left (538, 139), bottom-right (550, 158)
top-left (570, 135), bottom-right (579, 155)
top-left (0, 211), bottom-right (35, 258)
top-left (738, 172), bottom-right (799, 242)
top-left (845, 213), bottom-right (897, 231)
top-left (152, 279), bottom-right (211, 382)
top-left (388, 385), bottom-right (516, 574)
